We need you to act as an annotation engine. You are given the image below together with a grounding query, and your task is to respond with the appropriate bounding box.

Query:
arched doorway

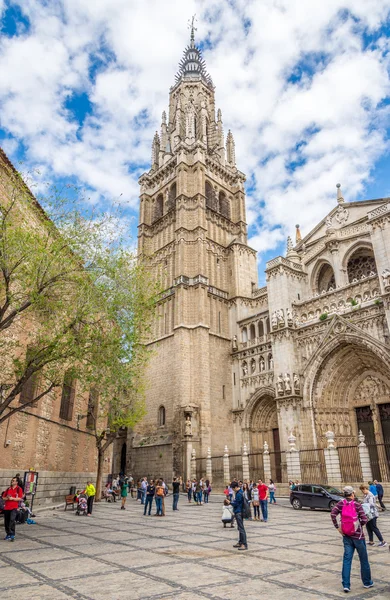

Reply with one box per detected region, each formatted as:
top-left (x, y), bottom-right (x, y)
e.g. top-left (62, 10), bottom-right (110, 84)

top-left (308, 331), bottom-right (390, 481)
top-left (245, 390), bottom-right (282, 482)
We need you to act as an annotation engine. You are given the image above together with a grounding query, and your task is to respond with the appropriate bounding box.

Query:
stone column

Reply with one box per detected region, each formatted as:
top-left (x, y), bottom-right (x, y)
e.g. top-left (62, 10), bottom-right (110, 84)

top-left (183, 436), bottom-right (193, 482)
top-left (286, 433), bottom-right (302, 481)
top-left (223, 445), bottom-right (230, 485)
top-left (206, 447), bottom-right (212, 482)
top-left (323, 431), bottom-right (342, 484)
top-left (191, 448), bottom-right (197, 480)
top-left (263, 441), bottom-right (272, 482)
top-left (358, 431), bottom-right (373, 482)
top-left (242, 443), bottom-right (250, 481)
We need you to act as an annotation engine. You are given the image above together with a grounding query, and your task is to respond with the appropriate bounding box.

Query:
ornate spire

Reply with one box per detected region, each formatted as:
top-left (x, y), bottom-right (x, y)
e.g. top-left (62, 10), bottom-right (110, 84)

top-left (287, 236), bottom-right (293, 254)
top-left (295, 224), bottom-right (302, 243)
top-left (226, 130), bottom-right (236, 166)
top-left (174, 19), bottom-right (213, 88)
top-left (336, 183), bottom-right (344, 204)
top-left (151, 131), bottom-right (160, 170)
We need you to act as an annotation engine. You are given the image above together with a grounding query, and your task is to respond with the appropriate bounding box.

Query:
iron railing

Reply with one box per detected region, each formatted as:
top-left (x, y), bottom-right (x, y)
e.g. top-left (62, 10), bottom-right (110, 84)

top-left (299, 448), bottom-right (328, 484)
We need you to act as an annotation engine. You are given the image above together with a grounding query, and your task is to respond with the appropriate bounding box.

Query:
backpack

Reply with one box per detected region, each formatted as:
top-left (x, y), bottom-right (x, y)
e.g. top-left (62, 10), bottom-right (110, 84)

top-left (242, 494), bottom-right (251, 517)
top-left (156, 487), bottom-right (164, 497)
top-left (341, 500), bottom-right (359, 536)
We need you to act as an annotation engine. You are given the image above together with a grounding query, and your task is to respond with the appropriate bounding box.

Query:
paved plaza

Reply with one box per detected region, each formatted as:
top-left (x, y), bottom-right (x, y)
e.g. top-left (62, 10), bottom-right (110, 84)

top-left (0, 495), bottom-right (389, 599)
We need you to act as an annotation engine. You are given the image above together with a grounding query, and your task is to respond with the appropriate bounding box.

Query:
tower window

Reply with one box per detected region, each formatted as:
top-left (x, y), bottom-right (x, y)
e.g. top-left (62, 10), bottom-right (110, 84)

top-left (153, 194), bottom-right (164, 221)
top-left (219, 191), bottom-right (230, 219)
top-left (60, 372), bottom-right (76, 421)
top-left (158, 405), bottom-right (166, 426)
top-left (222, 385), bottom-right (225, 399)
top-left (218, 311), bottom-right (221, 333)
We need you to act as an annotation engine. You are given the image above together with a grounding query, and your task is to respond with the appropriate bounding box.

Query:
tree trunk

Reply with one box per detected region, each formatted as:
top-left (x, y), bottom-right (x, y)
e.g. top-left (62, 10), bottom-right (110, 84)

top-left (95, 446), bottom-right (105, 502)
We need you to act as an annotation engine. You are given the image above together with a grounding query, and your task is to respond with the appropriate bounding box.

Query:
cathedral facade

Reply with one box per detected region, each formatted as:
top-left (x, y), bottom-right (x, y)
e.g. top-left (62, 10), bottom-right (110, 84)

top-left (123, 30), bottom-right (390, 484)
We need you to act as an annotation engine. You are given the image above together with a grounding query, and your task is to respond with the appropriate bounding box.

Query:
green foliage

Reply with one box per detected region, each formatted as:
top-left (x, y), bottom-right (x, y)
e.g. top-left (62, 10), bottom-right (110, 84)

top-left (374, 298), bottom-right (382, 305)
top-left (350, 299), bottom-right (358, 306)
top-left (0, 163), bottom-right (158, 435)
top-left (319, 313), bottom-right (328, 321)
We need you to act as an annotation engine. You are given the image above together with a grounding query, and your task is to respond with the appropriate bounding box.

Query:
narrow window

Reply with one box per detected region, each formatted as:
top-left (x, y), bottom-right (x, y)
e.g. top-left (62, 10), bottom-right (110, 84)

top-left (218, 311), bottom-right (221, 333)
top-left (158, 405), bottom-right (166, 426)
top-left (222, 385), bottom-right (225, 399)
top-left (60, 372), bottom-right (76, 421)
top-left (233, 373), bottom-right (236, 386)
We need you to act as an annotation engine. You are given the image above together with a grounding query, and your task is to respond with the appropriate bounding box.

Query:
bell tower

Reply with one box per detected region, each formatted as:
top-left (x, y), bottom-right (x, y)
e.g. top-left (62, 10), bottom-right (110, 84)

top-left (134, 23), bottom-right (258, 480)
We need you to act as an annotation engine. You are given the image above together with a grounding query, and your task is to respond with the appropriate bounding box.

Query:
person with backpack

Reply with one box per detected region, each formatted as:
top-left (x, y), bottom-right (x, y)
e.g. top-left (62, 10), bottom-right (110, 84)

top-left (231, 481), bottom-right (247, 550)
top-left (359, 484), bottom-right (387, 547)
top-left (155, 480), bottom-right (165, 516)
top-left (331, 485), bottom-right (373, 593)
top-left (2, 477), bottom-right (24, 541)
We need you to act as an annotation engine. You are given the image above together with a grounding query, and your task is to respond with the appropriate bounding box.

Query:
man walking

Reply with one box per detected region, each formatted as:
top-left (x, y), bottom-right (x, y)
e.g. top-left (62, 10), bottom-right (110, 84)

top-left (172, 477), bottom-right (181, 511)
top-left (85, 481), bottom-right (96, 516)
top-left (231, 482), bottom-right (247, 550)
top-left (258, 479), bottom-right (269, 522)
top-left (331, 485), bottom-right (373, 593)
top-left (144, 479), bottom-right (155, 516)
top-left (374, 480), bottom-right (386, 510)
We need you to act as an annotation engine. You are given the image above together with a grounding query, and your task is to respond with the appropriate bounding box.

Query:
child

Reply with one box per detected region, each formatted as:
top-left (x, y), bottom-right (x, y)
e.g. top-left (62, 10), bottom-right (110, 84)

top-left (222, 498), bottom-right (235, 528)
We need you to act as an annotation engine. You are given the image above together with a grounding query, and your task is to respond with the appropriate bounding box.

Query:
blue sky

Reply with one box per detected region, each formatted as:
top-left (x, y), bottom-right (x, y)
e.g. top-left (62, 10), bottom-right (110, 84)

top-left (1, 0), bottom-right (390, 285)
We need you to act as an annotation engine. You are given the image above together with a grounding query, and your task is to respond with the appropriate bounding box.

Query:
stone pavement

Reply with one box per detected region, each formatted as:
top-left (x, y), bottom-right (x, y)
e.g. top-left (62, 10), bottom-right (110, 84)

top-left (0, 495), bottom-right (389, 599)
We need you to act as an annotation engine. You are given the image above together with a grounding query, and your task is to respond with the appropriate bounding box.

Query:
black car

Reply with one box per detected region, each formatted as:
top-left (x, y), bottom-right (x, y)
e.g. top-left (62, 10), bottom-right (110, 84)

top-left (290, 484), bottom-right (343, 510)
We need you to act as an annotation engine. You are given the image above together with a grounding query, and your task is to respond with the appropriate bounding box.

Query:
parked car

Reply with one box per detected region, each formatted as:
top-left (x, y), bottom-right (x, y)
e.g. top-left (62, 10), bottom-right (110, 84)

top-left (290, 484), bottom-right (343, 510)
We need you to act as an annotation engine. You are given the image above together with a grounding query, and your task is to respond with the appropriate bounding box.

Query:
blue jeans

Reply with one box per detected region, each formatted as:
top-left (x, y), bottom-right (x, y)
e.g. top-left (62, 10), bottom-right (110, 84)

top-left (155, 496), bottom-right (163, 515)
top-left (260, 499), bottom-right (268, 521)
top-left (204, 491), bottom-right (209, 503)
top-left (269, 491), bottom-right (276, 503)
top-left (141, 490), bottom-right (146, 505)
top-left (342, 537), bottom-right (372, 589)
top-left (144, 495), bottom-right (153, 515)
top-left (173, 493), bottom-right (179, 510)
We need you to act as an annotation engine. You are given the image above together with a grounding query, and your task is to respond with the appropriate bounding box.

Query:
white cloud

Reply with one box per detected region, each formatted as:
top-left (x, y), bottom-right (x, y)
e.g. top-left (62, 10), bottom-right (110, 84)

top-left (0, 0), bottom-right (390, 259)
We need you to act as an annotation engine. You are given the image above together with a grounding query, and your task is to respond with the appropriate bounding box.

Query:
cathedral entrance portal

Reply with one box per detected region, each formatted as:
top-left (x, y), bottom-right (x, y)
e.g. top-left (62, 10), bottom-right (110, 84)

top-left (310, 334), bottom-right (390, 482)
top-left (248, 392), bottom-right (282, 482)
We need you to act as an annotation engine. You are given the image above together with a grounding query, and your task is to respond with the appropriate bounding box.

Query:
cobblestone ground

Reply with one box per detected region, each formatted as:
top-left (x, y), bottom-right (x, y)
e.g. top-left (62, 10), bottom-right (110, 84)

top-left (0, 495), bottom-right (389, 599)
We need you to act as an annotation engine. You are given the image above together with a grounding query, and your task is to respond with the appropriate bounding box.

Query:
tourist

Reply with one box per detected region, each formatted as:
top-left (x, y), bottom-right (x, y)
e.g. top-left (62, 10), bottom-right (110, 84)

top-left (252, 484), bottom-right (260, 520)
top-left (221, 498), bottom-right (234, 528)
top-left (141, 477), bottom-right (147, 505)
top-left (2, 477), bottom-right (24, 541)
top-left (144, 479), bottom-right (155, 516)
top-left (368, 481), bottom-right (378, 499)
top-left (374, 480), bottom-right (386, 510)
top-left (172, 477), bottom-right (180, 511)
top-left (186, 479), bottom-right (192, 503)
top-left (242, 482), bottom-right (252, 520)
top-left (120, 477), bottom-right (129, 510)
top-left (269, 479), bottom-right (276, 503)
top-left (258, 479), bottom-right (269, 522)
top-left (231, 481), bottom-right (247, 550)
top-left (360, 485), bottom-right (387, 547)
top-left (195, 480), bottom-right (202, 505)
top-left (155, 479), bottom-right (164, 516)
top-left (85, 481), bottom-right (96, 516)
top-left (203, 479), bottom-right (211, 504)
top-left (136, 479), bottom-right (142, 502)
top-left (331, 485), bottom-right (373, 593)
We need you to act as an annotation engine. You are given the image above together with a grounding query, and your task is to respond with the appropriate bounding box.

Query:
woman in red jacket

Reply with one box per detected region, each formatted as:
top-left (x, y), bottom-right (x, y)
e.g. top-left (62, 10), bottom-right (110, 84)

top-left (2, 477), bottom-right (24, 541)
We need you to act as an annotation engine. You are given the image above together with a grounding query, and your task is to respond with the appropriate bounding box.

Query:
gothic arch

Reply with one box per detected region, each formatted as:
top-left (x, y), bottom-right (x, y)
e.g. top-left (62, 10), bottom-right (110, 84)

top-left (311, 259), bottom-right (335, 293)
top-left (242, 386), bottom-right (276, 431)
top-left (303, 327), bottom-right (390, 446)
top-left (341, 241), bottom-right (375, 271)
top-left (342, 243), bottom-right (377, 282)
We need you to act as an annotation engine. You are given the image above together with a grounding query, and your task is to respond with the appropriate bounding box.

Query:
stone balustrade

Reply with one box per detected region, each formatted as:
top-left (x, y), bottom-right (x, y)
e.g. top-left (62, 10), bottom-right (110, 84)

top-left (293, 274), bottom-right (381, 325)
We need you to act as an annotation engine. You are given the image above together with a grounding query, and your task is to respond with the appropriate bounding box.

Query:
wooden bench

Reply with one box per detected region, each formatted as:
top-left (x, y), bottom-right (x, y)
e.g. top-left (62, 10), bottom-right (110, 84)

top-left (64, 494), bottom-right (76, 511)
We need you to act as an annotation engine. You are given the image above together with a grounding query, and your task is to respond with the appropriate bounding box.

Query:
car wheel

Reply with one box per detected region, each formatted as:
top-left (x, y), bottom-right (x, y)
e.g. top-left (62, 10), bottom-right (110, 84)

top-left (310, 507), bottom-right (316, 510)
top-left (329, 501), bottom-right (337, 510)
top-left (292, 498), bottom-right (302, 510)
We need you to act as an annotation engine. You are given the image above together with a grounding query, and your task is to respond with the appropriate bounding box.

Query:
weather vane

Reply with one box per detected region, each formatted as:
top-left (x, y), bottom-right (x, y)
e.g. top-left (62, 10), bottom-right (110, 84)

top-left (188, 14), bottom-right (197, 45)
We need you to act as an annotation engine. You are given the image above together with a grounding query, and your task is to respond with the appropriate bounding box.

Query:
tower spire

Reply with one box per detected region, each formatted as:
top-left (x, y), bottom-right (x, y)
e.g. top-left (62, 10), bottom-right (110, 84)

top-left (188, 15), bottom-right (197, 48)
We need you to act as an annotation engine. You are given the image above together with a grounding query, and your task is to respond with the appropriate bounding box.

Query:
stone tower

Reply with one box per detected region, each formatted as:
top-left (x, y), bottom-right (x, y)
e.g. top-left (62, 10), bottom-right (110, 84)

top-left (132, 24), bottom-right (258, 481)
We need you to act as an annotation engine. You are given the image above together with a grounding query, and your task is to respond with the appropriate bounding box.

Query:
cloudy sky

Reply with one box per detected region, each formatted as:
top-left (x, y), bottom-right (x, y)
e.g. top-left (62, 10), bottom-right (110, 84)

top-left (1, 1), bottom-right (390, 283)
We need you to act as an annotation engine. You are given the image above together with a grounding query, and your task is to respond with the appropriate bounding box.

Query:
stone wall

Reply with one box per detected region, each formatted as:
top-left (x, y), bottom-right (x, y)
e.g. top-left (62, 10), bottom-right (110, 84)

top-left (0, 469), bottom-right (111, 508)
top-left (129, 443), bottom-right (173, 483)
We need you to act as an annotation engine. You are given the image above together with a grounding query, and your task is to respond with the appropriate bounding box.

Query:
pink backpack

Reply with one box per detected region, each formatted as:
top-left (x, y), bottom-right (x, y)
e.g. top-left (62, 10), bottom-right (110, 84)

top-left (341, 499), bottom-right (358, 536)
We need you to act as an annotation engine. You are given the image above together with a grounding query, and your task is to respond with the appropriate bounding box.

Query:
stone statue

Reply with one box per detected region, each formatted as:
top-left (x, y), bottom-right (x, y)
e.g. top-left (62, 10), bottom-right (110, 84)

top-left (271, 312), bottom-right (278, 329)
top-left (325, 215), bottom-right (333, 228)
top-left (242, 362), bottom-right (248, 376)
top-left (284, 373), bottom-right (291, 393)
top-left (382, 268), bottom-right (390, 287)
top-left (277, 374), bottom-right (284, 395)
top-left (251, 359), bottom-right (256, 374)
top-left (293, 373), bottom-right (300, 390)
top-left (232, 335), bottom-right (238, 351)
top-left (286, 308), bottom-right (293, 323)
top-left (259, 356), bottom-right (265, 372)
top-left (276, 309), bottom-right (284, 324)
top-left (269, 355), bottom-right (274, 370)
top-left (185, 415), bottom-right (192, 436)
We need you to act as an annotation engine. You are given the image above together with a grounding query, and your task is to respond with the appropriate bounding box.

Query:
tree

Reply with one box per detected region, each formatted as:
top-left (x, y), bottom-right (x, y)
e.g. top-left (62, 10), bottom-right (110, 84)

top-left (0, 152), bottom-right (158, 495)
